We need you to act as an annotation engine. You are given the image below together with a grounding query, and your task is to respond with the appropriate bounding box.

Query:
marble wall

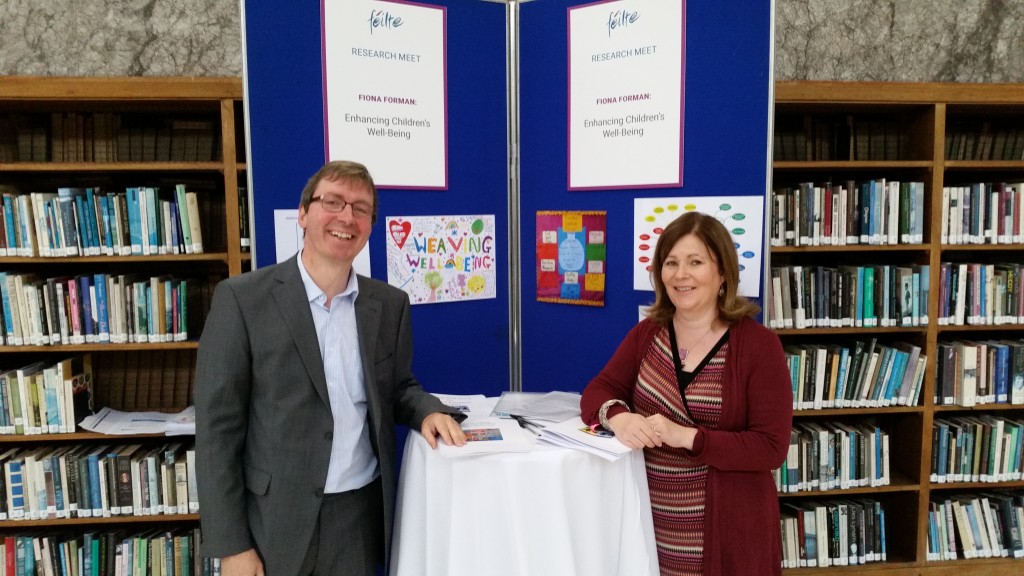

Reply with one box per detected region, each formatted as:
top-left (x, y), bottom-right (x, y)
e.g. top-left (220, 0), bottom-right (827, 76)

top-left (0, 0), bottom-right (241, 76)
top-left (0, 0), bottom-right (1021, 82)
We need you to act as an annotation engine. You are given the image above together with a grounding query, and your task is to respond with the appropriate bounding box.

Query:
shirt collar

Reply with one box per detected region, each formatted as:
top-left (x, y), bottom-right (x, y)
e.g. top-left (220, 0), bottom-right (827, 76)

top-left (296, 250), bottom-right (360, 304)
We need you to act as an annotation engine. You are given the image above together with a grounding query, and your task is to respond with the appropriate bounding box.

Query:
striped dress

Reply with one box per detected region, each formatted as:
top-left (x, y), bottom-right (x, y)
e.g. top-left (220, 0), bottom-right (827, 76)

top-left (633, 328), bottom-right (729, 576)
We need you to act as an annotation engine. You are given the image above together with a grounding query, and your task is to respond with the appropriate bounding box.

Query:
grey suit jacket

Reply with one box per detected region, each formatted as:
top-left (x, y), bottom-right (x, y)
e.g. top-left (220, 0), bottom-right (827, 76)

top-left (195, 256), bottom-right (451, 575)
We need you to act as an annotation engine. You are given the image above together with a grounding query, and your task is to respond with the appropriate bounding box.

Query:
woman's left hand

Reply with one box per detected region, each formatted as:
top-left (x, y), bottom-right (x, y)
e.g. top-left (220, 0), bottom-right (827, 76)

top-left (645, 414), bottom-right (697, 449)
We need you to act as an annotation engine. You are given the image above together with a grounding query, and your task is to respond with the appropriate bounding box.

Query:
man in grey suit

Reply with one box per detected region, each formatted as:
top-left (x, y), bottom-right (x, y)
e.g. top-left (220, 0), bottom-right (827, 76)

top-left (195, 160), bottom-right (467, 576)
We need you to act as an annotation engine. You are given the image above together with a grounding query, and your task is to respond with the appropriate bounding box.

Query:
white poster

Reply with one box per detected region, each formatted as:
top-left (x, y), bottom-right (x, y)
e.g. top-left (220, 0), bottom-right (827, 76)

top-left (385, 215), bottom-right (497, 304)
top-left (569, 0), bottom-right (684, 190)
top-left (323, 0), bottom-right (447, 188)
top-left (633, 196), bottom-right (764, 297)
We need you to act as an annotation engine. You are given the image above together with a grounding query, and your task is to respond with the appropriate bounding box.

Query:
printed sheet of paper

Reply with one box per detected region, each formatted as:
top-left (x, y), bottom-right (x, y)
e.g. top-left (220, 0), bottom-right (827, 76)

top-left (437, 417), bottom-right (532, 457)
top-left (323, 0), bottom-right (447, 188)
top-left (385, 215), bottom-right (496, 304)
top-left (568, 0), bottom-right (684, 189)
top-left (536, 211), bottom-right (607, 306)
top-left (633, 196), bottom-right (764, 297)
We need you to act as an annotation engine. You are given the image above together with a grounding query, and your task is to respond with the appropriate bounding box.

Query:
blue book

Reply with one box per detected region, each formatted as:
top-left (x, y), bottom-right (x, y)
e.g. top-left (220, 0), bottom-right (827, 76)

top-left (85, 188), bottom-right (103, 254)
top-left (45, 382), bottom-right (60, 432)
top-left (78, 275), bottom-right (95, 342)
top-left (74, 193), bottom-right (94, 254)
top-left (169, 201), bottom-right (181, 253)
top-left (126, 187), bottom-right (143, 255)
top-left (804, 508), bottom-right (818, 565)
top-left (936, 422), bottom-right (949, 480)
top-left (835, 346), bottom-right (851, 403)
top-left (859, 182), bottom-right (871, 243)
top-left (99, 194), bottom-right (113, 255)
top-left (882, 350), bottom-right (909, 404)
top-left (0, 271), bottom-right (15, 344)
top-left (873, 426), bottom-right (883, 483)
top-left (145, 187), bottom-right (159, 254)
top-left (93, 273), bottom-right (109, 342)
top-left (994, 342), bottom-right (1010, 403)
top-left (6, 457), bottom-right (25, 517)
top-left (2, 194), bottom-right (17, 253)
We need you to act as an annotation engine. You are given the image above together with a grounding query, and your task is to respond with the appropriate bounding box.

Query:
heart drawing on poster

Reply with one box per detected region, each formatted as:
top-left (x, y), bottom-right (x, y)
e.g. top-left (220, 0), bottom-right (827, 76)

top-left (389, 220), bottom-right (412, 249)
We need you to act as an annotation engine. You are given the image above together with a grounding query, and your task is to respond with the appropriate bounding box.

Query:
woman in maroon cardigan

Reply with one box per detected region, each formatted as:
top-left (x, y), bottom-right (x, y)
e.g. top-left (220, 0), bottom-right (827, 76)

top-left (581, 212), bottom-right (792, 576)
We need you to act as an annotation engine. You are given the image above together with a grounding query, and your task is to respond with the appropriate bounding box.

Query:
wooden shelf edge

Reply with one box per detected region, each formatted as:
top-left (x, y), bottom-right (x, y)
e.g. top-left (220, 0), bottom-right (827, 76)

top-left (0, 341), bottom-right (198, 352)
top-left (0, 513), bottom-right (200, 528)
top-left (775, 81), bottom-right (1024, 104)
top-left (0, 77), bottom-right (241, 101)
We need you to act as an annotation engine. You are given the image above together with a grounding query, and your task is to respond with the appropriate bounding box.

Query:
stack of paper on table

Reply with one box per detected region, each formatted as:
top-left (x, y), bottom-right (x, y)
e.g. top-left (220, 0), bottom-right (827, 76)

top-left (536, 416), bottom-right (633, 461)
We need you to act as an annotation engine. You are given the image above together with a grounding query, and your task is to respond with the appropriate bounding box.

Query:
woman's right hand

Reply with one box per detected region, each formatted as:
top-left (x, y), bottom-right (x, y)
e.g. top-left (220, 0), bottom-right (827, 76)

top-left (608, 412), bottom-right (662, 449)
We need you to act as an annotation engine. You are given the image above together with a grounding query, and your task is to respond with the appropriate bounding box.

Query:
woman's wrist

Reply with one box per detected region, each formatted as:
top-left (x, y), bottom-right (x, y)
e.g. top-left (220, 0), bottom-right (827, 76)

top-left (598, 399), bottom-right (629, 433)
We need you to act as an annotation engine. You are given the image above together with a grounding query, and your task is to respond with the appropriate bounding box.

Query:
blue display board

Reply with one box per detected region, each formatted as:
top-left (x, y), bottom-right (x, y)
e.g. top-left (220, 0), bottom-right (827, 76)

top-left (243, 0), bottom-right (510, 398)
top-left (242, 0), bottom-right (771, 396)
top-left (518, 1), bottom-right (772, 392)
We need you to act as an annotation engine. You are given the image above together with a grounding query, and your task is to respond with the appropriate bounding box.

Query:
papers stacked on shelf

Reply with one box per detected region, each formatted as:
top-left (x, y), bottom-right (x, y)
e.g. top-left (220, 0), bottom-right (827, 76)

top-left (536, 416), bottom-right (633, 461)
top-left (79, 406), bottom-right (196, 435)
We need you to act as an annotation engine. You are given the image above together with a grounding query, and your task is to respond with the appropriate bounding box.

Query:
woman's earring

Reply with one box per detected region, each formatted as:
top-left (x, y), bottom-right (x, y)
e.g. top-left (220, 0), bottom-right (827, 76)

top-left (718, 285), bottom-right (725, 297)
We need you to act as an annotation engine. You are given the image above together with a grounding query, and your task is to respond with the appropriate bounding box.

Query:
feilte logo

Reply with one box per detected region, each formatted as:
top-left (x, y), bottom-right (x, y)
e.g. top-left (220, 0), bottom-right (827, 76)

top-left (389, 219), bottom-right (412, 249)
top-left (369, 9), bottom-right (403, 34)
top-left (606, 9), bottom-right (640, 37)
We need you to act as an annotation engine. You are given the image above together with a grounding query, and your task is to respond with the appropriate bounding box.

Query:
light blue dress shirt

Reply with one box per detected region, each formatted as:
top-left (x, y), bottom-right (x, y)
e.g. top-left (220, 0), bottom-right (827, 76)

top-left (297, 255), bottom-right (379, 493)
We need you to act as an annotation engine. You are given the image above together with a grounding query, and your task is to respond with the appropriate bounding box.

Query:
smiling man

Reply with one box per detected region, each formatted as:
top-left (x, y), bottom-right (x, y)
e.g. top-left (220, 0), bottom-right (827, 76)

top-left (195, 160), bottom-right (466, 576)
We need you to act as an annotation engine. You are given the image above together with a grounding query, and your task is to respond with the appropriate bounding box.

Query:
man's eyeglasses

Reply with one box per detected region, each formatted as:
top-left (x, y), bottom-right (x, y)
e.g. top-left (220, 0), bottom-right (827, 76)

top-left (310, 196), bottom-right (374, 220)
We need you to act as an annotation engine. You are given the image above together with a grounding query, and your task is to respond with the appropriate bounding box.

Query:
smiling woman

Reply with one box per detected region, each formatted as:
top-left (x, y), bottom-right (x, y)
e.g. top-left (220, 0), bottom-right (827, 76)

top-left (580, 211), bottom-right (793, 576)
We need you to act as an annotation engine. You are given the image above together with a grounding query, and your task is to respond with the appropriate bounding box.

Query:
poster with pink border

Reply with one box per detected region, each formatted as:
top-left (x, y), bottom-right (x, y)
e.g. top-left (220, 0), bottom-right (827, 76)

top-left (322, 0), bottom-right (448, 189)
top-left (568, 0), bottom-right (684, 190)
top-left (536, 211), bottom-right (607, 306)
top-left (385, 215), bottom-right (497, 305)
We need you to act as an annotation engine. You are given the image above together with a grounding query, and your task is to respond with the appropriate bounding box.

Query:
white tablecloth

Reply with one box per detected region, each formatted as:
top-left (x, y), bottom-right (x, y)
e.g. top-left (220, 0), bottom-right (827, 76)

top-left (391, 430), bottom-right (659, 576)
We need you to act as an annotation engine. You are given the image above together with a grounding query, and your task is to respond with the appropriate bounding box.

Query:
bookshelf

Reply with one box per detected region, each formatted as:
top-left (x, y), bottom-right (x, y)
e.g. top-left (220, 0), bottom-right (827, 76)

top-left (771, 81), bottom-right (1024, 575)
top-left (0, 77), bottom-right (245, 569)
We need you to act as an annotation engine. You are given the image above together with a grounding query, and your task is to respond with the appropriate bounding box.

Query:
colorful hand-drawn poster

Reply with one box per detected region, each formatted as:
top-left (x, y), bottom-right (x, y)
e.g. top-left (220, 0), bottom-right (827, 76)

top-left (385, 215), bottom-right (496, 304)
top-left (633, 197), bottom-right (764, 297)
top-left (536, 211), bottom-right (607, 306)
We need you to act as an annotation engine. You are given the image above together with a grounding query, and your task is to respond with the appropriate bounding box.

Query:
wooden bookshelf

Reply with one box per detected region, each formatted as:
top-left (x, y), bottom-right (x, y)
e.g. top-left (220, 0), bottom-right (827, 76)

top-left (0, 78), bottom-right (244, 544)
top-left (773, 81), bottom-right (1024, 575)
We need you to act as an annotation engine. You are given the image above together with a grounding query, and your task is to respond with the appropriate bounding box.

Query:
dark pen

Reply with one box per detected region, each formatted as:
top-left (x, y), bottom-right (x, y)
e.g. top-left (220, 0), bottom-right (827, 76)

top-left (510, 414), bottom-right (544, 435)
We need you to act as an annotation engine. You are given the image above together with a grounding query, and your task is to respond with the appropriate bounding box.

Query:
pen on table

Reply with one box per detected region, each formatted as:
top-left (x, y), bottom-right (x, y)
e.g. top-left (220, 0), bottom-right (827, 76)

top-left (510, 414), bottom-right (544, 435)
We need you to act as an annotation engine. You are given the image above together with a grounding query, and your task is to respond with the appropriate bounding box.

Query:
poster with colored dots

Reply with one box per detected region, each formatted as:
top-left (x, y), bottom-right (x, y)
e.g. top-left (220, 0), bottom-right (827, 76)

top-left (385, 215), bottom-right (497, 305)
top-left (633, 196), bottom-right (764, 297)
top-left (536, 211), bottom-right (607, 306)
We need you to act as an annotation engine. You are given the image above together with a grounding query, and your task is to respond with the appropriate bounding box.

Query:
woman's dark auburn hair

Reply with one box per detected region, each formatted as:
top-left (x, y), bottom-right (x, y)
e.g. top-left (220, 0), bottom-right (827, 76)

top-left (646, 211), bottom-right (760, 326)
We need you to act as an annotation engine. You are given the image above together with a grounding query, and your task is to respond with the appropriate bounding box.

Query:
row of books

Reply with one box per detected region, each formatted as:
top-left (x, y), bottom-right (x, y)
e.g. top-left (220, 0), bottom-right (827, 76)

top-left (935, 339), bottom-right (1024, 407)
top-left (772, 114), bottom-right (905, 162)
top-left (0, 356), bottom-right (93, 436)
top-left (0, 113), bottom-right (219, 163)
top-left (779, 499), bottom-right (888, 568)
top-left (0, 529), bottom-right (215, 576)
top-left (946, 120), bottom-right (1024, 161)
top-left (0, 185), bottom-right (205, 258)
top-left (928, 492), bottom-right (1024, 560)
top-left (933, 416), bottom-right (1024, 485)
top-left (777, 421), bottom-right (890, 494)
top-left (937, 262), bottom-right (1024, 326)
top-left (0, 272), bottom-right (200, 347)
top-left (768, 264), bottom-right (930, 330)
top-left (941, 183), bottom-right (1024, 245)
top-left (768, 179), bottom-right (925, 247)
top-left (785, 340), bottom-right (927, 410)
top-left (1, 441), bottom-right (198, 522)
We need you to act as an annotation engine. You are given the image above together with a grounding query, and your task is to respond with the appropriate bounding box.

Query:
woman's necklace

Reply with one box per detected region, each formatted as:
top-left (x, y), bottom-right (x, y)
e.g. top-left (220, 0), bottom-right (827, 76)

top-left (676, 323), bottom-right (716, 364)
